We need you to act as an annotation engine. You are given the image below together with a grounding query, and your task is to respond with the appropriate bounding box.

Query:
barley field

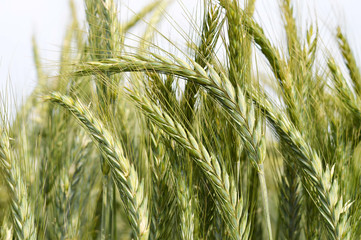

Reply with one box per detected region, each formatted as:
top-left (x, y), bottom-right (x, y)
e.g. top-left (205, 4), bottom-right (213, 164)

top-left (0, 0), bottom-right (360, 239)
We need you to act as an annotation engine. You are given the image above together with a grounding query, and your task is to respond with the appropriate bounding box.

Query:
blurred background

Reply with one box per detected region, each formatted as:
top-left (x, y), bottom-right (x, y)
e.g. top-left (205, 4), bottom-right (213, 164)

top-left (0, 0), bottom-right (360, 108)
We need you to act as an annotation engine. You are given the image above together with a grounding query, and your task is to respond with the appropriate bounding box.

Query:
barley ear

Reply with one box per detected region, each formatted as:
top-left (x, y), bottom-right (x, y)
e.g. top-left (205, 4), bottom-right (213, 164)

top-left (127, 88), bottom-right (250, 240)
top-left (0, 130), bottom-right (37, 240)
top-left (337, 27), bottom-right (361, 96)
top-left (45, 92), bottom-right (149, 239)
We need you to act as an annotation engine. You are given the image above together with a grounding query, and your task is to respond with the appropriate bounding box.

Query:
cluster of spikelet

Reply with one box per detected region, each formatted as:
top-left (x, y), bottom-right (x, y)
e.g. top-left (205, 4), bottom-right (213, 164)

top-left (0, 0), bottom-right (360, 239)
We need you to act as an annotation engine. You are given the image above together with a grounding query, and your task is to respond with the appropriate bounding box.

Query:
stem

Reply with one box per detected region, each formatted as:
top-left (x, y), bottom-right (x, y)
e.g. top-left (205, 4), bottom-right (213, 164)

top-left (101, 173), bottom-right (113, 240)
top-left (258, 163), bottom-right (273, 240)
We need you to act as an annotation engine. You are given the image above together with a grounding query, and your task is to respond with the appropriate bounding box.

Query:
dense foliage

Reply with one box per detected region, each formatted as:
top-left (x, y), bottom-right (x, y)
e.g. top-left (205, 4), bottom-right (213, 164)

top-left (1, 0), bottom-right (361, 239)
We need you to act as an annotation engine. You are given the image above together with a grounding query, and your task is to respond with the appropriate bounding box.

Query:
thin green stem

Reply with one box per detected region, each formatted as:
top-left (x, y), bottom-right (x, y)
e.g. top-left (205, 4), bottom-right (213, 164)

top-left (258, 164), bottom-right (273, 240)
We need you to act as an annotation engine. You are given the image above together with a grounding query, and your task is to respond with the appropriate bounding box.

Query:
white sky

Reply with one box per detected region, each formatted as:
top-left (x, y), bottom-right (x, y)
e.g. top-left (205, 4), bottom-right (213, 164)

top-left (0, 0), bottom-right (360, 108)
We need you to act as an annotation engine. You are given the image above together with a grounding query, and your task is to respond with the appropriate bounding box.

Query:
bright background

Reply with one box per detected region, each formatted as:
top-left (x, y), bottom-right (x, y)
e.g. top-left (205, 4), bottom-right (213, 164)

top-left (0, 0), bottom-right (360, 107)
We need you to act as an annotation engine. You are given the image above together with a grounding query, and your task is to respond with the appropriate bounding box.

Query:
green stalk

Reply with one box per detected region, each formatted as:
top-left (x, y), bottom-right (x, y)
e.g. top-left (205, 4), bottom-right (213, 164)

top-left (100, 173), bottom-right (113, 240)
top-left (258, 163), bottom-right (273, 240)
